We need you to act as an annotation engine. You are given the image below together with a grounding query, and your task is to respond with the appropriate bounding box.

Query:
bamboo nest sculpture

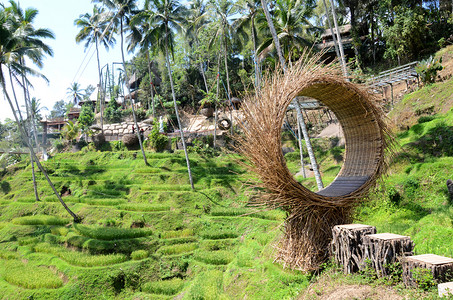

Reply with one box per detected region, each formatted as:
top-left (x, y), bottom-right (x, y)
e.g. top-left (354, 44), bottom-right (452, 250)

top-left (235, 53), bottom-right (393, 271)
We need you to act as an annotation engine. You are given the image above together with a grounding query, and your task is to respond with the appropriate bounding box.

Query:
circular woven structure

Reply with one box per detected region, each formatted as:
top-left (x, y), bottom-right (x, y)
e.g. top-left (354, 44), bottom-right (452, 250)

top-left (236, 54), bottom-right (392, 270)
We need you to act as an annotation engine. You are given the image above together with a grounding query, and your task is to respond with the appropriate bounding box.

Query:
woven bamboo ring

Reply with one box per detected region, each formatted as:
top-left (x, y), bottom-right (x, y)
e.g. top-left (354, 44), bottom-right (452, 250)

top-left (295, 82), bottom-right (384, 198)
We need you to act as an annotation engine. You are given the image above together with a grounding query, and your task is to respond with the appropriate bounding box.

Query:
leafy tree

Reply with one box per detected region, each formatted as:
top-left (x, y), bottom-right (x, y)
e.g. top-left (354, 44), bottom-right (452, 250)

top-left (78, 103), bottom-right (95, 136)
top-left (66, 82), bottom-right (84, 105)
top-left (49, 100), bottom-right (73, 119)
top-left (104, 98), bottom-right (123, 123)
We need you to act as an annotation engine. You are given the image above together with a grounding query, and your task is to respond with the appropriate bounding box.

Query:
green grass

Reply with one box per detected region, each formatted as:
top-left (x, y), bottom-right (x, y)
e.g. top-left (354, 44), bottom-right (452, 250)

top-left (160, 229), bottom-right (194, 239)
top-left (1, 260), bottom-right (63, 289)
top-left (188, 270), bottom-right (227, 299)
top-left (74, 224), bottom-right (153, 240)
top-left (142, 278), bottom-right (184, 295)
top-left (158, 242), bottom-right (198, 255)
top-left (12, 215), bottom-right (71, 226)
top-left (193, 250), bottom-right (234, 265)
top-left (117, 203), bottom-right (170, 212)
top-left (33, 242), bottom-right (128, 267)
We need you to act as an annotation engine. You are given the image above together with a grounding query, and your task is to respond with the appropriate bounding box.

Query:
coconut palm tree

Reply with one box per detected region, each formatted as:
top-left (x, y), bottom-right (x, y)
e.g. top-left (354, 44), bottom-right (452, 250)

top-left (234, 0), bottom-right (263, 88)
top-left (75, 5), bottom-right (116, 135)
top-left (93, 0), bottom-right (149, 165)
top-left (141, 0), bottom-right (195, 189)
top-left (258, 0), bottom-right (319, 64)
top-left (0, 3), bottom-right (81, 222)
top-left (66, 82), bottom-right (84, 105)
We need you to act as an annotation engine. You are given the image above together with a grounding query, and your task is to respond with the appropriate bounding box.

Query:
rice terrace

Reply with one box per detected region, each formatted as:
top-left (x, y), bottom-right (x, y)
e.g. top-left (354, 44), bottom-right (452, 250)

top-left (1, 0), bottom-right (453, 299)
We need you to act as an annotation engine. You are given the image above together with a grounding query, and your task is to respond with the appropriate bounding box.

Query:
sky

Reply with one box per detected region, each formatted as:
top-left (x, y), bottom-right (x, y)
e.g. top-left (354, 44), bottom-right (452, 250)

top-left (0, 0), bottom-right (135, 122)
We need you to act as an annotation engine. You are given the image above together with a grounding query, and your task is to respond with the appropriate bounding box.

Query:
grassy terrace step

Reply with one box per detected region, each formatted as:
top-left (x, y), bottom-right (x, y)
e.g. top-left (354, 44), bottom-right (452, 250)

top-left (158, 242), bottom-right (198, 255)
top-left (11, 215), bottom-right (71, 226)
top-left (193, 249), bottom-right (234, 265)
top-left (210, 208), bottom-right (285, 220)
top-left (64, 234), bottom-right (155, 254)
top-left (142, 278), bottom-right (185, 296)
top-left (33, 242), bottom-right (128, 267)
top-left (74, 224), bottom-right (153, 240)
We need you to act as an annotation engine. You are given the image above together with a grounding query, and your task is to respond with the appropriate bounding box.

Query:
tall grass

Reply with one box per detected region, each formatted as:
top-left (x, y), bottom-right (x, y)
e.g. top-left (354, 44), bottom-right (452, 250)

top-left (2, 261), bottom-right (63, 289)
top-left (74, 224), bottom-right (152, 240)
top-left (188, 270), bottom-right (226, 299)
top-left (193, 250), bottom-right (234, 265)
top-left (33, 242), bottom-right (127, 267)
top-left (12, 215), bottom-right (71, 226)
top-left (160, 229), bottom-right (194, 239)
top-left (158, 243), bottom-right (198, 255)
top-left (117, 203), bottom-right (170, 212)
top-left (142, 278), bottom-right (184, 295)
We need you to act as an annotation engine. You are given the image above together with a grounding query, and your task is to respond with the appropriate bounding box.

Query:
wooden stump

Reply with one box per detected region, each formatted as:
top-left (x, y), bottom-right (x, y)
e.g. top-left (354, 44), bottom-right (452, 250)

top-left (439, 282), bottom-right (453, 298)
top-left (402, 254), bottom-right (453, 288)
top-left (362, 233), bottom-right (414, 277)
top-left (331, 224), bottom-right (377, 274)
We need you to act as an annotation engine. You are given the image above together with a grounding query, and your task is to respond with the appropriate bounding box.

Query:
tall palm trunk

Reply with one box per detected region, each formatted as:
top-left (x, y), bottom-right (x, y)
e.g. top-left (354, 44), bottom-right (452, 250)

top-left (329, 0), bottom-right (348, 77)
top-left (261, 0), bottom-right (286, 72)
top-left (165, 23), bottom-right (194, 190)
top-left (321, 0), bottom-right (341, 63)
top-left (120, 18), bottom-right (148, 165)
top-left (260, 1), bottom-right (323, 187)
top-left (214, 53), bottom-right (221, 148)
top-left (9, 68), bottom-right (40, 201)
top-left (251, 18), bottom-right (261, 89)
top-left (223, 34), bottom-right (233, 135)
top-left (1, 68), bottom-right (80, 222)
top-left (146, 51), bottom-right (156, 118)
top-left (295, 99), bottom-right (323, 190)
top-left (95, 35), bottom-right (105, 135)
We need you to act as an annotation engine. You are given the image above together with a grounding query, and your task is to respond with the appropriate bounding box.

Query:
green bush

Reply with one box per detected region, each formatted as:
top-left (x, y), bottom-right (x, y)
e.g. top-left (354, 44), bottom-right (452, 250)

top-left (417, 115), bottom-right (435, 124)
top-left (415, 56), bottom-right (443, 85)
top-left (148, 120), bottom-right (169, 152)
top-left (12, 215), bottom-right (70, 226)
top-left (131, 249), bottom-right (149, 260)
top-left (74, 224), bottom-right (153, 240)
top-left (142, 278), bottom-right (184, 295)
top-left (413, 268), bottom-right (436, 290)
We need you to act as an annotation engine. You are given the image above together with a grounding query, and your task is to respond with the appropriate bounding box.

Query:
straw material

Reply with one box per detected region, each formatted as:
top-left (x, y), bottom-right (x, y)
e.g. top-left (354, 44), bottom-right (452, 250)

top-left (235, 52), bottom-right (392, 270)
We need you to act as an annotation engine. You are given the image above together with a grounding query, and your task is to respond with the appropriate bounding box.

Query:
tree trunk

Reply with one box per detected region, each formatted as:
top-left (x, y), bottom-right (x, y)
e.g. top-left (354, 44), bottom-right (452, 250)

top-left (95, 36), bottom-right (104, 135)
top-left (1, 67), bottom-right (80, 222)
top-left (120, 18), bottom-right (148, 166)
top-left (251, 18), bottom-right (261, 89)
top-left (165, 23), bottom-right (194, 190)
top-left (261, 0), bottom-right (287, 72)
top-left (329, 0), bottom-right (348, 77)
top-left (322, 0), bottom-right (341, 62)
top-left (297, 114), bottom-right (306, 178)
top-left (146, 51), bottom-right (156, 119)
top-left (223, 33), bottom-right (234, 135)
top-left (214, 54), bottom-right (221, 148)
top-left (295, 99), bottom-right (323, 190)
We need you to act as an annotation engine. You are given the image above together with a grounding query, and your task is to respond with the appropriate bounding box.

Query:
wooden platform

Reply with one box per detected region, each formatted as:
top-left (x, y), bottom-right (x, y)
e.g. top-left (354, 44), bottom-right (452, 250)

top-left (317, 176), bottom-right (370, 197)
top-left (331, 224), bottom-right (377, 273)
top-left (363, 233), bottom-right (414, 277)
top-left (402, 254), bottom-right (453, 287)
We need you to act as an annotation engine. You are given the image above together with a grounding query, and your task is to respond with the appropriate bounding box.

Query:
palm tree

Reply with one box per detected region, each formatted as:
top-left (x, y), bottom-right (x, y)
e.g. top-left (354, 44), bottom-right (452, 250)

top-left (75, 5), bottom-right (116, 135)
top-left (258, 0), bottom-right (319, 64)
top-left (143, 0), bottom-right (195, 190)
top-left (0, 3), bottom-right (81, 222)
top-left (93, 0), bottom-right (149, 165)
top-left (66, 82), bottom-right (84, 105)
top-left (5, 0), bottom-right (54, 202)
top-left (234, 0), bottom-right (263, 88)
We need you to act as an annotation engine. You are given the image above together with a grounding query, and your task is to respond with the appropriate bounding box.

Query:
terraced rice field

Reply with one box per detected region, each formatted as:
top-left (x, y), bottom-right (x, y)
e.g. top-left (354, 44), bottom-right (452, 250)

top-left (0, 150), bottom-right (309, 299)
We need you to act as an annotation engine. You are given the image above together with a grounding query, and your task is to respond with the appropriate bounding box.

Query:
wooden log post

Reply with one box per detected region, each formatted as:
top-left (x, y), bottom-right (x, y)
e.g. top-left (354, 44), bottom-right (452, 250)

top-left (362, 233), bottom-right (414, 277)
top-left (331, 224), bottom-right (377, 274)
top-left (402, 254), bottom-right (453, 288)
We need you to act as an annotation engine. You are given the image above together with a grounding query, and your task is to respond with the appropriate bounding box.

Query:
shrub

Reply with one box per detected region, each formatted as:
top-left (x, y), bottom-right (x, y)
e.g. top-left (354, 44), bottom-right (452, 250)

top-left (148, 120), bottom-right (169, 152)
top-left (131, 249), bottom-right (149, 260)
top-left (74, 224), bottom-right (152, 240)
top-left (415, 56), bottom-right (443, 85)
top-left (413, 267), bottom-right (436, 290)
top-left (104, 99), bottom-right (123, 123)
top-left (417, 115), bottom-right (435, 124)
top-left (142, 278), bottom-right (184, 295)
